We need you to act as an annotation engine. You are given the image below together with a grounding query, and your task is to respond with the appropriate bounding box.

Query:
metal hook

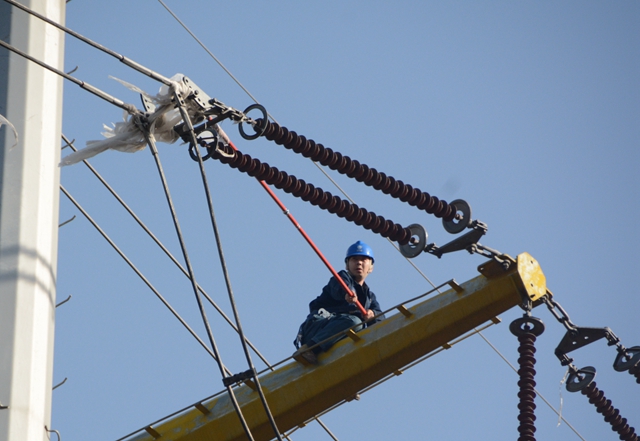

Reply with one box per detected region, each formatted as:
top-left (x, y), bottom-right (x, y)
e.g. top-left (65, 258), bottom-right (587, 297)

top-left (58, 215), bottom-right (76, 228)
top-left (56, 295), bottom-right (72, 308)
top-left (46, 426), bottom-right (61, 441)
top-left (52, 377), bottom-right (67, 390)
top-left (0, 402), bottom-right (8, 410)
top-left (65, 65), bottom-right (77, 75)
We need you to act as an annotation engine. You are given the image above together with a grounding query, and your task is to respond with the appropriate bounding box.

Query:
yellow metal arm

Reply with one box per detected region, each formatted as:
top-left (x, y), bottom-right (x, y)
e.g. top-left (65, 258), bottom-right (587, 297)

top-left (127, 252), bottom-right (546, 441)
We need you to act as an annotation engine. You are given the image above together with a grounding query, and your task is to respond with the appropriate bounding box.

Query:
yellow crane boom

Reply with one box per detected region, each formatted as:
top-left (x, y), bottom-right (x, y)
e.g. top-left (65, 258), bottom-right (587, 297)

top-left (131, 252), bottom-right (547, 441)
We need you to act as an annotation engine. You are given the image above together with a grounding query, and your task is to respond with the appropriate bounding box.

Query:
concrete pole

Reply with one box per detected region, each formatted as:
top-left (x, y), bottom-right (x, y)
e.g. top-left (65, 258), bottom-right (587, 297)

top-left (0, 1), bottom-right (65, 440)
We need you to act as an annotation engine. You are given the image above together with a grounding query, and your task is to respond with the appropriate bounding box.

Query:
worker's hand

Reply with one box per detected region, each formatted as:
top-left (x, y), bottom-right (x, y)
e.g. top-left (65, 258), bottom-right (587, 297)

top-left (363, 309), bottom-right (375, 322)
top-left (344, 292), bottom-right (357, 304)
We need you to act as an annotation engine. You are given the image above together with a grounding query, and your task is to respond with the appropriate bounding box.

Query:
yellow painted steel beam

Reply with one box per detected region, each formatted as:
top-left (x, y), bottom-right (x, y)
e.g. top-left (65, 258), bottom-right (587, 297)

top-left (126, 252), bottom-right (546, 441)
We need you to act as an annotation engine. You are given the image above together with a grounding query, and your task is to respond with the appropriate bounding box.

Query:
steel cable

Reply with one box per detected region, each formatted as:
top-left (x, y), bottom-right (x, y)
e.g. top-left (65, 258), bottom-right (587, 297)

top-left (179, 107), bottom-right (284, 441)
top-left (142, 124), bottom-right (256, 440)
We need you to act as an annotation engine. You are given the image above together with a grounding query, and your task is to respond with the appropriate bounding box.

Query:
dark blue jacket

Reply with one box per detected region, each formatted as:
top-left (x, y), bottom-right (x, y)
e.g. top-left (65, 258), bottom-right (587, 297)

top-left (309, 270), bottom-right (384, 324)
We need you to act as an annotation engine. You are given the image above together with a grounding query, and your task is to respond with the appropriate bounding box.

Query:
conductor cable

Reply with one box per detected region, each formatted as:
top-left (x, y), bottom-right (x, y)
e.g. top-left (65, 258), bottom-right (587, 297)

top-left (61, 134), bottom-right (274, 370)
top-left (2, 0), bottom-right (174, 86)
top-left (60, 186), bottom-right (232, 374)
top-left (177, 103), bottom-right (284, 440)
top-left (140, 118), bottom-right (256, 441)
top-left (0, 38), bottom-right (138, 115)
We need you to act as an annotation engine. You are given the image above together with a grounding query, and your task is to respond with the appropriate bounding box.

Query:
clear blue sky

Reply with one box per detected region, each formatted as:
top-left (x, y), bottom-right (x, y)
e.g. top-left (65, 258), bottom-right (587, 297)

top-left (51, 1), bottom-right (639, 440)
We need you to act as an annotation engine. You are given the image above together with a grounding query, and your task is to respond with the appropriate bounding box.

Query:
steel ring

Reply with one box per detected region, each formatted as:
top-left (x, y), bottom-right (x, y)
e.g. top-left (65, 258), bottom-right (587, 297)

top-left (239, 104), bottom-right (268, 140)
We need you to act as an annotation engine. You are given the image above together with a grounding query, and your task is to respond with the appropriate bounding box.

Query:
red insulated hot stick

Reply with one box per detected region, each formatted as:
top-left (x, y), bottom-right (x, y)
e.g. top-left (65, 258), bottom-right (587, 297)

top-left (221, 132), bottom-right (368, 317)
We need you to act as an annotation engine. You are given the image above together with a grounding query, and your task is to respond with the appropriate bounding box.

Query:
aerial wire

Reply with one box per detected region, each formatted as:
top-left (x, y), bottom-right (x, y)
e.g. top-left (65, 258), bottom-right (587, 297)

top-left (175, 103), bottom-right (284, 439)
top-left (1, 1), bottom-right (265, 434)
top-left (61, 134), bottom-right (274, 370)
top-left (152, 5), bottom-right (592, 440)
top-left (3, 2), bottom-right (402, 439)
top-left (4, 0), bottom-right (584, 438)
top-left (59, 185), bottom-right (232, 375)
top-left (1, 0), bottom-right (174, 87)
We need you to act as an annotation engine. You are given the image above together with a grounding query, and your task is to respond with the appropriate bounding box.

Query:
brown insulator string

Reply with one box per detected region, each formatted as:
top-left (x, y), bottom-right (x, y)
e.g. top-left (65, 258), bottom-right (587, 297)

top-left (580, 381), bottom-right (638, 440)
top-left (567, 365), bottom-right (638, 441)
top-left (257, 120), bottom-right (456, 222)
top-left (510, 316), bottom-right (545, 441)
top-left (209, 142), bottom-right (412, 244)
top-left (516, 332), bottom-right (538, 441)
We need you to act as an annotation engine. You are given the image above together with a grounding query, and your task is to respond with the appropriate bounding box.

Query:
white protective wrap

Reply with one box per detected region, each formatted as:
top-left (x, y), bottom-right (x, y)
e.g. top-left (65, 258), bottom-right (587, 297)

top-left (60, 73), bottom-right (194, 166)
top-left (0, 113), bottom-right (19, 150)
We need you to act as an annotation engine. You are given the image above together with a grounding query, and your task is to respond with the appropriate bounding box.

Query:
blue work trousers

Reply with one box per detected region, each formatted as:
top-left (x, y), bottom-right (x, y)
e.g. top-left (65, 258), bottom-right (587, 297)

top-left (302, 313), bottom-right (363, 352)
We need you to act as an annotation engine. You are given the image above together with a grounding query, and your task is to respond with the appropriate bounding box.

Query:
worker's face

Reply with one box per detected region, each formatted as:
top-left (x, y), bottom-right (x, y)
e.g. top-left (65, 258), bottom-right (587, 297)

top-left (346, 256), bottom-right (374, 283)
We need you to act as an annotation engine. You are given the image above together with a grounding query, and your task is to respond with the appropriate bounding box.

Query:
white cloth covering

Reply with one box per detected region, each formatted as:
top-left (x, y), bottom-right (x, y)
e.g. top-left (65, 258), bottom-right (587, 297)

top-left (60, 73), bottom-right (196, 166)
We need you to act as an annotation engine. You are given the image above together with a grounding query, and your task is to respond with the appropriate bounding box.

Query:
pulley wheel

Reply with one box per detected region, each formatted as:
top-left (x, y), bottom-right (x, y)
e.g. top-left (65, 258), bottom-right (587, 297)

top-left (509, 316), bottom-right (545, 337)
top-left (399, 223), bottom-right (427, 258)
top-left (239, 104), bottom-right (268, 140)
top-left (443, 199), bottom-right (472, 234)
top-left (613, 346), bottom-right (640, 372)
top-left (566, 366), bottom-right (596, 392)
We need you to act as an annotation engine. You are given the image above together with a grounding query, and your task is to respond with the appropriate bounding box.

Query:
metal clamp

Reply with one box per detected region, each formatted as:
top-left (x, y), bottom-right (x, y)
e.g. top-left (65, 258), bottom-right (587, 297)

top-left (222, 369), bottom-right (255, 387)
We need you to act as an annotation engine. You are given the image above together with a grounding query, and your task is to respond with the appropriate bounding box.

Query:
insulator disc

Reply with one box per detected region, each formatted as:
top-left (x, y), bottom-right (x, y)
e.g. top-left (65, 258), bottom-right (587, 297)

top-left (509, 316), bottom-right (545, 337)
top-left (399, 223), bottom-right (427, 258)
top-left (613, 346), bottom-right (640, 372)
top-left (566, 366), bottom-right (596, 392)
top-left (442, 199), bottom-right (472, 234)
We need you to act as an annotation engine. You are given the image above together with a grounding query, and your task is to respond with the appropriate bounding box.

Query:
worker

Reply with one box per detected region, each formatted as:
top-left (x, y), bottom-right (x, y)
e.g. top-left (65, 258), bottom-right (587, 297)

top-left (293, 241), bottom-right (384, 364)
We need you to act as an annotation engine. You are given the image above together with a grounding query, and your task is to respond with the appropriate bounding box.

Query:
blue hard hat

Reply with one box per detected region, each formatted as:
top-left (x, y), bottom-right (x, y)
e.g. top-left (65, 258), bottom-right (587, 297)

top-left (345, 241), bottom-right (374, 263)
